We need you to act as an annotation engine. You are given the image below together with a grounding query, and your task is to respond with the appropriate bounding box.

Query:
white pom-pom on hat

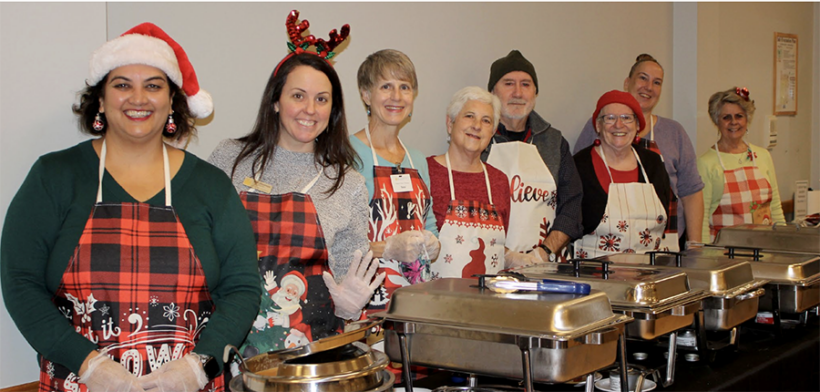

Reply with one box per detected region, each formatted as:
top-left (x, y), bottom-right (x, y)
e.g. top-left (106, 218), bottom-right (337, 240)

top-left (88, 23), bottom-right (213, 119)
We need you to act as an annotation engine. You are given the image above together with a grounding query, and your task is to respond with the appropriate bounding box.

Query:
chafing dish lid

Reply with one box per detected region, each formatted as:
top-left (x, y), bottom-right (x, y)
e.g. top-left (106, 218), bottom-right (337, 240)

top-left (687, 247), bottom-right (820, 285)
top-left (713, 224), bottom-right (820, 255)
top-left (514, 262), bottom-right (705, 310)
top-left (379, 278), bottom-right (622, 337)
top-left (602, 253), bottom-right (767, 297)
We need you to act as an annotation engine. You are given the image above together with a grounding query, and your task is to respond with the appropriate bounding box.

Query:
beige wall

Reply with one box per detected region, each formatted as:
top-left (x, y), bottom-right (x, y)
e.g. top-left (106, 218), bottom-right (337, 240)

top-left (696, 2), bottom-right (817, 201)
top-left (0, 2), bottom-right (817, 388)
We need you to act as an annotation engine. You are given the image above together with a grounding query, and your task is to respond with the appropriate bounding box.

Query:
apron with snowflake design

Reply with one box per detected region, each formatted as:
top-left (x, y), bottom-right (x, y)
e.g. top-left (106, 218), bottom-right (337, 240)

top-left (642, 116), bottom-right (679, 251)
top-left (432, 153), bottom-right (505, 279)
top-left (238, 169), bottom-right (341, 359)
top-left (362, 124), bottom-right (432, 317)
top-left (485, 138), bottom-right (557, 254)
top-left (573, 146), bottom-right (667, 258)
top-left (708, 143), bottom-right (773, 242)
top-left (41, 141), bottom-right (222, 392)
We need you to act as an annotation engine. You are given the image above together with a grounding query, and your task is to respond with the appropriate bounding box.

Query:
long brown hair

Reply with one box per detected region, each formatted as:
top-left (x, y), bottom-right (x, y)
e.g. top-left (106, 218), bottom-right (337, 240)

top-left (232, 53), bottom-right (356, 196)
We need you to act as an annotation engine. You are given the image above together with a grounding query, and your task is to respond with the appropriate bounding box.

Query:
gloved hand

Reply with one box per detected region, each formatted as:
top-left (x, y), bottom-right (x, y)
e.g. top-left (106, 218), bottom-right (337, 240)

top-left (382, 230), bottom-right (425, 263)
top-left (78, 351), bottom-right (144, 392)
top-left (504, 249), bottom-right (541, 269)
top-left (140, 354), bottom-right (208, 392)
top-left (421, 230), bottom-right (441, 261)
top-left (323, 249), bottom-right (386, 320)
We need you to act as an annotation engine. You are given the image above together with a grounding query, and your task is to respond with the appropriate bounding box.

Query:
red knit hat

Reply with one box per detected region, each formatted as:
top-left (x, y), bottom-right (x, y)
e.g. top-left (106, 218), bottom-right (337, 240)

top-left (88, 23), bottom-right (213, 119)
top-left (592, 90), bottom-right (645, 132)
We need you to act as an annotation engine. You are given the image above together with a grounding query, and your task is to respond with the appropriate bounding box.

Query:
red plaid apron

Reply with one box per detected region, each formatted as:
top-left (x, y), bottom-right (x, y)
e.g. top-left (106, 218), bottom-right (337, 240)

top-left (238, 170), bottom-right (342, 359)
top-left (361, 124), bottom-right (432, 317)
top-left (642, 117), bottom-right (679, 251)
top-left (708, 143), bottom-right (773, 242)
top-left (432, 152), bottom-right (506, 279)
top-left (40, 142), bottom-right (222, 392)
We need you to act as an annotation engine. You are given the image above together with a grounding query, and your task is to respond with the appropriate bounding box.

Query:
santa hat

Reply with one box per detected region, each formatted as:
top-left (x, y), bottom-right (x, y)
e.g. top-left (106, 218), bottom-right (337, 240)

top-left (88, 22), bottom-right (213, 119)
top-left (280, 271), bottom-right (308, 301)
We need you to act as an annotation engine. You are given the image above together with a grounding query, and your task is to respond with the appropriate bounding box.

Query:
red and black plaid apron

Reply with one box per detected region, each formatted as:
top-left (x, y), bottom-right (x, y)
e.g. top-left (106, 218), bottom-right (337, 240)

top-left (237, 170), bottom-right (342, 359)
top-left (708, 143), bottom-right (773, 242)
top-left (643, 117), bottom-right (679, 251)
top-left (40, 141), bottom-right (222, 392)
top-left (360, 124), bottom-right (432, 318)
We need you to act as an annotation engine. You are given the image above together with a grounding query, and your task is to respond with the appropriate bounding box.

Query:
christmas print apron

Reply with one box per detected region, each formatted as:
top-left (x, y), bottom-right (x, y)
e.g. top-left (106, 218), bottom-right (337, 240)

top-left (432, 153), bottom-right (506, 279)
top-left (238, 169), bottom-right (342, 359)
top-left (642, 116), bottom-right (679, 251)
top-left (708, 143), bottom-right (773, 242)
top-left (573, 146), bottom-right (668, 258)
top-left (362, 125), bottom-right (433, 317)
top-left (41, 141), bottom-right (222, 392)
top-left (486, 139), bottom-right (557, 253)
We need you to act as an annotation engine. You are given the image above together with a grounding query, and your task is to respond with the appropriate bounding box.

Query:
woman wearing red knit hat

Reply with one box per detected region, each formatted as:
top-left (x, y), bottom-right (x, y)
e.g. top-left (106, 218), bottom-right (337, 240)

top-left (1, 23), bottom-right (260, 392)
top-left (572, 90), bottom-right (671, 258)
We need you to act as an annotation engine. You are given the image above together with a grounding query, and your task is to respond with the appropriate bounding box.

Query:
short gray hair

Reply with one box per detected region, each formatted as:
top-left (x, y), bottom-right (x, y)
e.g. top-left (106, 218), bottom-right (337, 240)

top-left (708, 88), bottom-right (756, 126)
top-left (446, 86), bottom-right (501, 130)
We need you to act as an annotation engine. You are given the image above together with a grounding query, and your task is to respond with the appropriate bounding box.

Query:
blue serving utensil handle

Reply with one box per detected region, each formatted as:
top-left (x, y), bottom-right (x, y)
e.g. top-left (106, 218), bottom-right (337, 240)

top-left (536, 279), bottom-right (591, 295)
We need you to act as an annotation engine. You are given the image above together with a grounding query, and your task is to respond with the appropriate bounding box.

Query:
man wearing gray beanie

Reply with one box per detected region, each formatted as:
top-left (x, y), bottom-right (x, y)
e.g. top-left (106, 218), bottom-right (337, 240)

top-left (481, 50), bottom-right (583, 264)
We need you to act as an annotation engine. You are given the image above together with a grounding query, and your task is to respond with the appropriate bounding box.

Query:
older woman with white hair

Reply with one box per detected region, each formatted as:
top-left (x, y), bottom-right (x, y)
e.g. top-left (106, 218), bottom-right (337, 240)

top-left (427, 86), bottom-right (524, 279)
top-left (697, 87), bottom-right (785, 243)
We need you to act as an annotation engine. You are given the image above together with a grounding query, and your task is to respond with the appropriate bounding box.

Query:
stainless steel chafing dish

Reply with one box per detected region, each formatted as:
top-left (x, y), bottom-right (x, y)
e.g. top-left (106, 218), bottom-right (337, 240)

top-left (226, 321), bottom-right (394, 392)
top-left (712, 223), bottom-right (820, 255)
top-left (687, 246), bottom-right (820, 314)
top-left (601, 252), bottom-right (768, 332)
top-left (513, 260), bottom-right (709, 340)
top-left (376, 278), bottom-right (633, 392)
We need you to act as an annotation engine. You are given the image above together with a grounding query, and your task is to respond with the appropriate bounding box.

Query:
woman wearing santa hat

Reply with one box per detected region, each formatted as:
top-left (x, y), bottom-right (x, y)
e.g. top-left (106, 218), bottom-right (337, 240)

top-left (208, 11), bottom-right (383, 363)
top-left (1, 23), bottom-right (260, 392)
top-left (572, 90), bottom-right (671, 258)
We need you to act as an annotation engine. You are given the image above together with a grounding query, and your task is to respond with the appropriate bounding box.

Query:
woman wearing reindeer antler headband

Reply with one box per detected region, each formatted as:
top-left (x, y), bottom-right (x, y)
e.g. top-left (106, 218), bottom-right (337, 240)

top-left (208, 11), bottom-right (383, 362)
top-left (697, 87), bottom-right (785, 243)
top-left (350, 49), bottom-right (442, 318)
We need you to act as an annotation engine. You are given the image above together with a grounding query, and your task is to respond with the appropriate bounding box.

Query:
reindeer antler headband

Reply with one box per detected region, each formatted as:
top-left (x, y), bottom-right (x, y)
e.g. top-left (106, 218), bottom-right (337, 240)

top-left (273, 10), bottom-right (350, 76)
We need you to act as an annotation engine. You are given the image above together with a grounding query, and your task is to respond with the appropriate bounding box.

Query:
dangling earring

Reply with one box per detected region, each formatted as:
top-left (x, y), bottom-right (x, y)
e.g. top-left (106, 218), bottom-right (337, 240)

top-left (366, 106), bottom-right (371, 116)
top-left (447, 133), bottom-right (451, 143)
top-left (593, 138), bottom-right (601, 146)
top-left (165, 111), bottom-right (177, 134)
top-left (93, 112), bottom-right (105, 131)
top-left (633, 135), bottom-right (641, 144)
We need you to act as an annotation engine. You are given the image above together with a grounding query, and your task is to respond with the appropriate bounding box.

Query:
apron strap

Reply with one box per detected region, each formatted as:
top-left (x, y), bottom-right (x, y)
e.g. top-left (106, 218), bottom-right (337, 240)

top-left (713, 141), bottom-right (756, 172)
top-left (444, 152), bottom-right (493, 205)
top-left (364, 123), bottom-right (415, 169)
top-left (98, 140), bottom-right (172, 206)
top-left (300, 168), bottom-right (323, 194)
top-left (597, 145), bottom-right (650, 183)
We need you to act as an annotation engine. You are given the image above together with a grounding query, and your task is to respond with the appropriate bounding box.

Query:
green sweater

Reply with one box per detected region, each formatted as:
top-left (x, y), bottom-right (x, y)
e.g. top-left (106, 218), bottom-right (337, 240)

top-left (1, 140), bottom-right (260, 374)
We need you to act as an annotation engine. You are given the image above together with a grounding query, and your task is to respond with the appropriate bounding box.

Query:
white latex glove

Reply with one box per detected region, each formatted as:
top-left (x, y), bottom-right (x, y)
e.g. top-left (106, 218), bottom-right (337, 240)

top-left (78, 351), bottom-right (144, 392)
top-left (382, 230), bottom-right (425, 263)
top-left (504, 249), bottom-right (541, 269)
top-left (421, 230), bottom-right (441, 261)
top-left (140, 354), bottom-right (208, 392)
top-left (323, 249), bottom-right (386, 320)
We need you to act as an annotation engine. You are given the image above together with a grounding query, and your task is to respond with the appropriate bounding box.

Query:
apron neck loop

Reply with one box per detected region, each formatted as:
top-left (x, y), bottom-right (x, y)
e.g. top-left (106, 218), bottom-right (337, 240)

top-left (649, 114), bottom-right (655, 142)
top-left (98, 140), bottom-right (172, 206)
top-left (444, 152), bottom-right (493, 205)
top-left (364, 123), bottom-right (415, 169)
top-left (300, 168), bottom-right (323, 194)
top-left (597, 145), bottom-right (649, 183)
top-left (714, 141), bottom-right (754, 172)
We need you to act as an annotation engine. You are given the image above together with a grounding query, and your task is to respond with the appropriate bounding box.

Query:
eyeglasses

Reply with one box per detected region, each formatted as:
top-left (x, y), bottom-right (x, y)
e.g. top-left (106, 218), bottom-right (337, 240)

top-left (598, 114), bottom-right (637, 125)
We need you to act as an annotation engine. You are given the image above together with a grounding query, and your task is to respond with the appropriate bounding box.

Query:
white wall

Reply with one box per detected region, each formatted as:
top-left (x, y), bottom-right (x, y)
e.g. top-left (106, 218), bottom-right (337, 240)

top-left (0, 3), bottom-right (106, 387)
top-left (695, 2), bottom-right (817, 202)
top-left (104, 2), bottom-right (674, 158)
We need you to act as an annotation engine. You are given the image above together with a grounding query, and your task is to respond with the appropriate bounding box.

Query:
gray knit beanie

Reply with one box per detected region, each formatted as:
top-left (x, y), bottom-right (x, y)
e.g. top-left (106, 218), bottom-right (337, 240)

top-left (488, 50), bottom-right (538, 94)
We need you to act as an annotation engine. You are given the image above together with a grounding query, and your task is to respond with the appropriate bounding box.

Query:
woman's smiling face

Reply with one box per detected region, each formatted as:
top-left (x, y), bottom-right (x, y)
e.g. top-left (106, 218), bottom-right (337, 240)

top-left (99, 64), bottom-right (173, 142)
